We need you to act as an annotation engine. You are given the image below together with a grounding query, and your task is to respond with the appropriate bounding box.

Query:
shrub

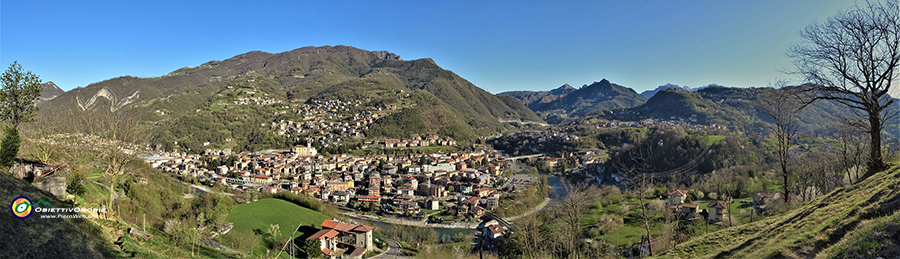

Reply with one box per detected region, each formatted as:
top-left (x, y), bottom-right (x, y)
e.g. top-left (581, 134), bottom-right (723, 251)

top-left (0, 127), bottom-right (20, 168)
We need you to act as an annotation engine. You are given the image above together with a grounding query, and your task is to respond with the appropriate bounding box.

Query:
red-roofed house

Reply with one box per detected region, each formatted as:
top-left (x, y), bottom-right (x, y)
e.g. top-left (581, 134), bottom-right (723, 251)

top-left (666, 189), bottom-right (689, 206)
top-left (308, 219), bottom-right (377, 257)
top-left (483, 224), bottom-right (505, 239)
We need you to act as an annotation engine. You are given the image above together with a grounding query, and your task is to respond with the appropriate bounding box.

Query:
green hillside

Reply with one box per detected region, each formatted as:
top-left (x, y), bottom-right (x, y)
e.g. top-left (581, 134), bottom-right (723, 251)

top-left (594, 86), bottom-right (900, 139)
top-left (37, 46), bottom-right (542, 153)
top-left (629, 88), bottom-right (750, 128)
top-left (0, 168), bottom-right (245, 258)
top-left (660, 165), bottom-right (900, 258)
top-left (224, 198), bottom-right (332, 257)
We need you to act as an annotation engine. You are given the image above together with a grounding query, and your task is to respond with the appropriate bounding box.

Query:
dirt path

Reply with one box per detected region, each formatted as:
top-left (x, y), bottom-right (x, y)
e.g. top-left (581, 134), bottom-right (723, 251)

top-left (503, 197), bottom-right (551, 222)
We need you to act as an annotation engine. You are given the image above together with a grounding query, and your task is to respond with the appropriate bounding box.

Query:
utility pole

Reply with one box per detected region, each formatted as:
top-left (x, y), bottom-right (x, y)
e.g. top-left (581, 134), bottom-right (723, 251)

top-left (291, 224), bottom-right (295, 258)
top-left (143, 213), bottom-right (146, 231)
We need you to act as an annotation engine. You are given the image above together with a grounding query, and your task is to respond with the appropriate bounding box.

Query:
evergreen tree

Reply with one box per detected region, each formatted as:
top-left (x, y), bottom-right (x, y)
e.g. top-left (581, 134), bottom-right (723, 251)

top-left (303, 238), bottom-right (322, 258)
top-left (0, 127), bottom-right (20, 168)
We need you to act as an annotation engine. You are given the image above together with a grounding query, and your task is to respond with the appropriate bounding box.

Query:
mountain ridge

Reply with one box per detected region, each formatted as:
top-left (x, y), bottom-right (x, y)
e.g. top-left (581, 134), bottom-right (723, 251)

top-left (500, 79), bottom-right (647, 123)
top-left (640, 83), bottom-right (691, 99)
top-left (498, 83), bottom-right (577, 111)
top-left (35, 81), bottom-right (65, 103)
top-left (37, 45), bottom-right (541, 152)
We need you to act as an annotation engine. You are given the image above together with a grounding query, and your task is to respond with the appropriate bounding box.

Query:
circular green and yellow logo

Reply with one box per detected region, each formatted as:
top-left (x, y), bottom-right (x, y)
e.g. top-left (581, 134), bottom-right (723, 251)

top-left (11, 196), bottom-right (32, 219)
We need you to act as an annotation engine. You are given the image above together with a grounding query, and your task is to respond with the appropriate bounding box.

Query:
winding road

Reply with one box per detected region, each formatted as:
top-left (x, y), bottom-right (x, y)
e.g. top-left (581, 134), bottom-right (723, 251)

top-left (504, 197), bottom-right (551, 222)
top-left (370, 236), bottom-right (410, 259)
top-left (189, 184), bottom-right (234, 196)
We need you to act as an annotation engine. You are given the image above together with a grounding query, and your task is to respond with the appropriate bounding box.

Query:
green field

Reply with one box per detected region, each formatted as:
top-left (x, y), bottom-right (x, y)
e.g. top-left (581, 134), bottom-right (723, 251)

top-left (210, 103), bottom-right (225, 111)
top-left (224, 198), bottom-right (332, 256)
top-left (707, 135), bottom-right (726, 145)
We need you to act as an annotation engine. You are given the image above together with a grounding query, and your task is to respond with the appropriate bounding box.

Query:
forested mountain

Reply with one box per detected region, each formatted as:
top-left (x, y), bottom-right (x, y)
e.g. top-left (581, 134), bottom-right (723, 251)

top-left (36, 46), bottom-right (542, 152)
top-left (639, 83), bottom-right (691, 99)
top-left (499, 83), bottom-right (576, 110)
top-left (500, 79), bottom-right (647, 123)
top-left (597, 86), bottom-right (900, 140)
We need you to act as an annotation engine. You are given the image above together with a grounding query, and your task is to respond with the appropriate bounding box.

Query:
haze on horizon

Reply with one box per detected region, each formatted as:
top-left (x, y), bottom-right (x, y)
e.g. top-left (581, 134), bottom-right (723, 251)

top-left (3, 0), bottom-right (896, 96)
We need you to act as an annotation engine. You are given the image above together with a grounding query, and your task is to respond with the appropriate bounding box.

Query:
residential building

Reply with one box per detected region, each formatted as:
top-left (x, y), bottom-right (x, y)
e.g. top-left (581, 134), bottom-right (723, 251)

top-left (666, 189), bottom-right (688, 206)
top-left (753, 192), bottom-right (783, 206)
top-left (483, 224), bottom-right (505, 240)
top-left (708, 201), bottom-right (729, 222)
top-left (424, 199), bottom-right (440, 210)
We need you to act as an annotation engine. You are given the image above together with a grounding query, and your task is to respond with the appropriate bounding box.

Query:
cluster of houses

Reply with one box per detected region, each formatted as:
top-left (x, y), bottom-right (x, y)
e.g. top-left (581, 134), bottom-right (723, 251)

top-left (606, 109), bottom-right (728, 130)
top-left (148, 143), bottom-right (520, 220)
top-left (231, 94), bottom-right (283, 106)
top-left (270, 99), bottom-right (376, 138)
top-left (663, 189), bottom-right (730, 223)
top-left (502, 130), bottom-right (580, 146)
top-left (582, 117), bottom-right (726, 132)
top-left (384, 134), bottom-right (456, 148)
top-left (664, 189), bottom-right (793, 223)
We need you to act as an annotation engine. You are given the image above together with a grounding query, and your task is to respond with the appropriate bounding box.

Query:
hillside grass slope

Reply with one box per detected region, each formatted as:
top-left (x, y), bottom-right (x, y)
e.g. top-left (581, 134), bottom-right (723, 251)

top-left (660, 164), bottom-right (900, 258)
top-left (225, 198), bottom-right (332, 257)
top-left (0, 171), bottom-right (119, 258)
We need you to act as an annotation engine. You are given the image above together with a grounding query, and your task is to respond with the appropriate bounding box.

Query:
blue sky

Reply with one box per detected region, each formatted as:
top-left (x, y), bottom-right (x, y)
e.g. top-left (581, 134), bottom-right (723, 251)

top-left (0, 0), bottom-right (867, 94)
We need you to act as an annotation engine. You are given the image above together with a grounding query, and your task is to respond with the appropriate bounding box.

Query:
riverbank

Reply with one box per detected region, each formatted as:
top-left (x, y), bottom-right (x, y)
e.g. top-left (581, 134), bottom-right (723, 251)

top-left (342, 197), bottom-right (552, 229)
top-left (344, 212), bottom-right (480, 229)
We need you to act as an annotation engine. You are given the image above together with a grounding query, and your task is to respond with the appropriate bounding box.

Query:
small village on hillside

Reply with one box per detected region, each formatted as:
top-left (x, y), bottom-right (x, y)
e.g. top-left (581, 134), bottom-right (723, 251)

top-left (146, 141), bottom-right (513, 222)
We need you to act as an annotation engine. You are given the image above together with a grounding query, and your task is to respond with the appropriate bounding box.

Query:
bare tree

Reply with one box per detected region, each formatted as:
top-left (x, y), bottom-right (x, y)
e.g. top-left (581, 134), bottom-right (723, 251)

top-left (557, 180), bottom-right (598, 259)
top-left (758, 85), bottom-right (810, 204)
top-left (612, 139), bottom-right (656, 257)
top-left (75, 109), bottom-right (146, 220)
top-left (789, 0), bottom-right (900, 172)
top-left (501, 213), bottom-right (546, 259)
top-left (835, 124), bottom-right (869, 184)
top-left (21, 113), bottom-right (66, 163)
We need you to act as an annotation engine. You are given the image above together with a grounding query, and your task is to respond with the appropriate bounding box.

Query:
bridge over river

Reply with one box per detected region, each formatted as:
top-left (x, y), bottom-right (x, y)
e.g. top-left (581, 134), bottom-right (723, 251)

top-left (503, 154), bottom-right (544, 161)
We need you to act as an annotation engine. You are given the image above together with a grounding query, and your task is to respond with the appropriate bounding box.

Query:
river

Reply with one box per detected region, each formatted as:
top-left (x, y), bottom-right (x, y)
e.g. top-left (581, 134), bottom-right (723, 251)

top-left (544, 172), bottom-right (567, 209)
top-left (348, 217), bottom-right (478, 241)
